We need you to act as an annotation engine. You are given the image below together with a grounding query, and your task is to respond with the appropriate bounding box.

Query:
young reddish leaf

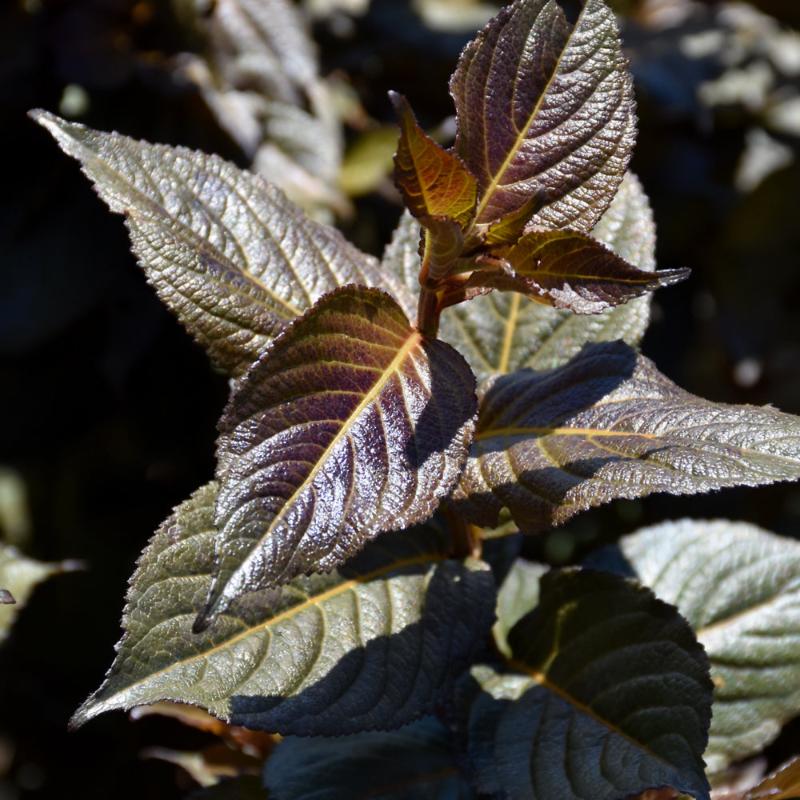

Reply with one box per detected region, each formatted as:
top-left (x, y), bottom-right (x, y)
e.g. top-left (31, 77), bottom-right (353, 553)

top-left (451, 0), bottom-right (635, 232)
top-left (32, 111), bottom-right (415, 377)
top-left (452, 342), bottom-right (800, 533)
top-left (390, 92), bottom-right (477, 227)
top-left (419, 216), bottom-right (465, 282)
top-left (483, 194), bottom-right (544, 246)
top-left (198, 286), bottom-right (477, 627)
top-left (486, 228), bottom-right (688, 314)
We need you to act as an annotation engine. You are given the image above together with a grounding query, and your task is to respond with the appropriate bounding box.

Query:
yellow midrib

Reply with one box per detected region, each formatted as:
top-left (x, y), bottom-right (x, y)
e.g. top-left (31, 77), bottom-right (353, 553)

top-left (508, 657), bottom-right (680, 771)
top-left (98, 551), bottom-right (444, 708)
top-left (497, 292), bottom-right (522, 374)
top-left (469, 2), bottom-right (589, 228)
top-left (220, 329), bottom-right (423, 595)
top-left (476, 426), bottom-right (660, 443)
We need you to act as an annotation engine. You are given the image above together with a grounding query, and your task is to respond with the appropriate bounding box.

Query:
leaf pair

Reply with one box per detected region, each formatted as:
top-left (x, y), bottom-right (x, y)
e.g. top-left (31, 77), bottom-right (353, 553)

top-left (391, 0), bottom-right (686, 319)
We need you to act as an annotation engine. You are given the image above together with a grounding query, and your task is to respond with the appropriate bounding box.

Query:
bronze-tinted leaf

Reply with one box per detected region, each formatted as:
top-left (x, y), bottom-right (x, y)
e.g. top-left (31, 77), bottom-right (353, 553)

top-left (450, 0), bottom-right (635, 232)
top-left (74, 484), bottom-right (495, 736)
top-left (452, 342), bottom-right (800, 532)
top-left (200, 286), bottom-right (477, 626)
top-left (33, 111), bottom-right (414, 377)
top-left (420, 215), bottom-right (465, 282)
top-left (391, 92), bottom-right (477, 227)
top-left (487, 228), bottom-right (688, 314)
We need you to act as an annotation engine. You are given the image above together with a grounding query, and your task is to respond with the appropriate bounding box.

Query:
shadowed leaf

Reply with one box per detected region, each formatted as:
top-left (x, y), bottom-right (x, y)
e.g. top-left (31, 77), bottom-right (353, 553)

top-left (465, 569), bottom-right (712, 800)
top-left (202, 287), bottom-right (477, 625)
top-left (73, 483), bottom-right (496, 735)
top-left (483, 228), bottom-right (687, 314)
top-left (264, 717), bottom-right (475, 799)
top-left (391, 92), bottom-right (477, 227)
top-left (450, 0), bottom-right (635, 232)
top-left (188, 776), bottom-right (267, 799)
top-left (33, 111), bottom-right (414, 377)
top-left (619, 520), bottom-right (800, 775)
top-left (452, 342), bottom-right (800, 532)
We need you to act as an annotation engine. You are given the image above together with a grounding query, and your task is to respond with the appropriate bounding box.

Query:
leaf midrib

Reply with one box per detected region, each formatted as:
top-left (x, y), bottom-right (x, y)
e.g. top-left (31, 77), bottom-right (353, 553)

top-left (218, 329), bottom-right (424, 594)
top-left (469, 0), bottom-right (591, 228)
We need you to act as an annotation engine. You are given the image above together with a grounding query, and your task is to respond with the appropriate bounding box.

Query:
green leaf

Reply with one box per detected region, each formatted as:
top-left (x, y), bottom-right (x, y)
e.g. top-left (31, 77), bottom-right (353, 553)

top-left (264, 717), bottom-right (476, 799)
top-left (390, 92), bottom-right (477, 227)
top-left (493, 558), bottom-right (548, 657)
top-left (464, 569), bottom-right (712, 800)
top-left (73, 483), bottom-right (496, 735)
top-left (32, 111), bottom-right (414, 377)
top-left (201, 286), bottom-right (477, 625)
top-left (450, 0), bottom-right (635, 232)
top-left (0, 544), bottom-right (75, 644)
top-left (383, 174), bottom-right (660, 383)
top-left (480, 228), bottom-right (687, 314)
top-left (453, 342), bottom-right (800, 532)
top-left (619, 520), bottom-right (800, 774)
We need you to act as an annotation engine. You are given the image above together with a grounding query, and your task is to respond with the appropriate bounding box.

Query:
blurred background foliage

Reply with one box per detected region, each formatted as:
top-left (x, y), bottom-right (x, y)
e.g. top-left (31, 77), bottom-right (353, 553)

top-left (1, 0), bottom-right (799, 797)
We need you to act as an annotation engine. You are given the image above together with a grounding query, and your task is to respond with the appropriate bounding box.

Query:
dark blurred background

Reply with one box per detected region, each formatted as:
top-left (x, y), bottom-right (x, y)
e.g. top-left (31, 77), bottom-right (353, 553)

top-left (1, 0), bottom-right (799, 797)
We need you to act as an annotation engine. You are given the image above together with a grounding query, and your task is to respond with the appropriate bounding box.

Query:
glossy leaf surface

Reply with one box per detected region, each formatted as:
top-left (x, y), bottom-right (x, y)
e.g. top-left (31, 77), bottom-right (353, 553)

top-left (391, 92), bottom-right (477, 227)
top-left (620, 520), bottom-right (800, 774)
top-left (33, 111), bottom-right (414, 376)
top-left (450, 0), bottom-right (635, 232)
top-left (465, 570), bottom-right (712, 800)
top-left (74, 483), bottom-right (496, 735)
top-left (384, 174), bottom-right (659, 383)
top-left (264, 717), bottom-right (475, 799)
top-left (486, 228), bottom-right (687, 314)
top-left (453, 342), bottom-right (800, 532)
top-left (203, 286), bottom-right (477, 624)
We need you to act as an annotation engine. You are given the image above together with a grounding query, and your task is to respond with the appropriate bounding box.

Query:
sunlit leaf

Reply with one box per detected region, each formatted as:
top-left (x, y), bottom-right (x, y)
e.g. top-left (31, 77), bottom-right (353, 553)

top-left (452, 342), bottom-right (800, 532)
top-left (33, 112), bottom-right (414, 377)
top-left (201, 286), bottom-right (477, 625)
top-left (450, 0), bottom-right (635, 232)
top-left (391, 92), bottom-right (477, 228)
top-left (73, 483), bottom-right (496, 735)
top-left (383, 174), bottom-right (660, 383)
top-left (481, 228), bottom-right (687, 314)
top-left (464, 570), bottom-right (712, 800)
top-left (493, 557), bottom-right (547, 657)
top-left (747, 756), bottom-right (800, 800)
top-left (0, 544), bottom-right (76, 644)
top-left (264, 717), bottom-right (475, 799)
top-left (619, 520), bottom-right (800, 774)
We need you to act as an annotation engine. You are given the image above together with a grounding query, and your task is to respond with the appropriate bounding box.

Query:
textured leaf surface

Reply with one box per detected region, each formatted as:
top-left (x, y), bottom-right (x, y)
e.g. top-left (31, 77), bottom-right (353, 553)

top-left (465, 569), bottom-right (712, 800)
top-left (450, 0), bottom-right (635, 231)
top-left (620, 520), bottom-right (800, 774)
top-left (493, 558), bottom-right (547, 658)
top-left (453, 342), bottom-right (800, 532)
top-left (383, 175), bottom-right (659, 383)
top-left (391, 92), bottom-right (477, 227)
top-left (33, 111), bottom-right (413, 376)
top-left (73, 483), bottom-right (496, 735)
top-left (485, 228), bottom-right (686, 314)
top-left (0, 544), bottom-right (73, 644)
top-left (264, 717), bottom-right (475, 799)
top-left (203, 286), bottom-right (477, 624)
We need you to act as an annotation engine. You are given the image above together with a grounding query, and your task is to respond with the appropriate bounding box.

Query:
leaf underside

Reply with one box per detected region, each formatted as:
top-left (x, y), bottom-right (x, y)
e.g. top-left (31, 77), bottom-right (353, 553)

top-left (619, 520), bottom-right (800, 774)
top-left (383, 173), bottom-right (659, 384)
top-left (32, 111), bottom-right (415, 376)
top-left (465, 569), bottom-right (712, 800)
top-left (453, 341), bottom-right (800, 532)
top-left (202, 286), bottom-right (477, 626)
top-left (493, 558), bottom-right (548, 658)
top-left (264, 717), bottom-right (475, 799)
top-left (450, 0), bottom-right (635, 232)
top-left (73, 483), bottom-right (496, 735)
